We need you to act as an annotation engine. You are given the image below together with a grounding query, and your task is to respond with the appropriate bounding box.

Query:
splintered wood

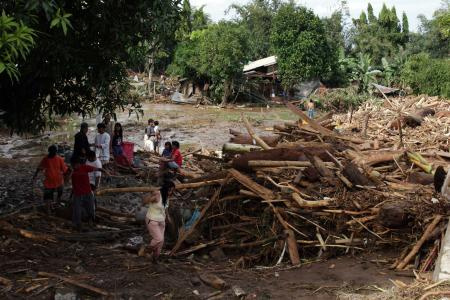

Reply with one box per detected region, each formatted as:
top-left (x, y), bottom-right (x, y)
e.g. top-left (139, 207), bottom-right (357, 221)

top-left (165, 95), bottom-right (449, 269)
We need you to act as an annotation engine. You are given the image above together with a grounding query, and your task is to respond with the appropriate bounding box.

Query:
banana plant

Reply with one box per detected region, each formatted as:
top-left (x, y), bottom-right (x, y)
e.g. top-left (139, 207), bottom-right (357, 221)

top-left (350, 53), bottom-right (382, 93)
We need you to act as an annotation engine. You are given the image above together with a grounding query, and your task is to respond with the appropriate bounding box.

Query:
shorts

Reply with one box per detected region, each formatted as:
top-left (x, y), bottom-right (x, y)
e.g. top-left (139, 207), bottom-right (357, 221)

top-left (43, 186), bottom-right (63, 201)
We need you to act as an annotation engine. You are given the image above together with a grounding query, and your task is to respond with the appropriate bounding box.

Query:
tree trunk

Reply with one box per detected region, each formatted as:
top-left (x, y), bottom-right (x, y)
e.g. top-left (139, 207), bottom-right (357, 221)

top-left (147, 54), bottom-right (155, 97)
top-left (222, 143), bottom-right (261, 154)
top-left (220, 79), bottom-right (231, 107)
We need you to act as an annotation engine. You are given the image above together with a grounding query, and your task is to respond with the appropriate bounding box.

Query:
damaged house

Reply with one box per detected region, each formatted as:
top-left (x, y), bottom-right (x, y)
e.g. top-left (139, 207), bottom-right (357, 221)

top-left (243, 56), bottom-right (322, 102)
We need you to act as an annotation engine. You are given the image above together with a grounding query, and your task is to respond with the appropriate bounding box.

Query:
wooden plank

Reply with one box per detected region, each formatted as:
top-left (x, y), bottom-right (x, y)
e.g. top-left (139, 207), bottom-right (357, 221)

top-left (228, 169), bottom-right (274, 199)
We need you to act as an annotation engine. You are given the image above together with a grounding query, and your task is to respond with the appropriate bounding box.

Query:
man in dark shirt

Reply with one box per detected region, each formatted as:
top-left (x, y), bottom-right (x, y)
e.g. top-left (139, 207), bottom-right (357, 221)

top-left (73, 122), bottom-right (90, 160)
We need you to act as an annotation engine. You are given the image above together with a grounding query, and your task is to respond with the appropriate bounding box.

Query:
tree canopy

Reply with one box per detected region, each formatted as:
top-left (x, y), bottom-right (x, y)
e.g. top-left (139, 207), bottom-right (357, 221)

top-left (271, 3), bottom-right (335, 88)
top-left (0, 0), bottom-right (180, 133)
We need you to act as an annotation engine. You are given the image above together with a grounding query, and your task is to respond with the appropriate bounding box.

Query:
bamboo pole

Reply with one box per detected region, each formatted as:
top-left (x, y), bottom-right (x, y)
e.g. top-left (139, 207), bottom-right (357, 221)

top-left (396, 215), bottom-right (442, 270)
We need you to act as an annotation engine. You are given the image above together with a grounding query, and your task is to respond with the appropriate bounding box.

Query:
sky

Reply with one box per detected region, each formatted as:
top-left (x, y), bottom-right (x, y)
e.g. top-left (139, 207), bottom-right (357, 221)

top-left (190, 0), bottom-right (444, 32)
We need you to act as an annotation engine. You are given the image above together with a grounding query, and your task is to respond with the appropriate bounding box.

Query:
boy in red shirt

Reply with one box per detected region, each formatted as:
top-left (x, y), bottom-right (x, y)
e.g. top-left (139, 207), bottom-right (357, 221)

top-left (33, 145), bottom-right (69, 214)
top-left (70, 156), bottom-right (106, 231)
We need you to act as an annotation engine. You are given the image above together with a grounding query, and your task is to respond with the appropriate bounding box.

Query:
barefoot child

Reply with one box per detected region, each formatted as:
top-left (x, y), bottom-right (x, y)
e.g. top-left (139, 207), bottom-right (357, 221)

top-left (142, 181), bottom-right (175, 263)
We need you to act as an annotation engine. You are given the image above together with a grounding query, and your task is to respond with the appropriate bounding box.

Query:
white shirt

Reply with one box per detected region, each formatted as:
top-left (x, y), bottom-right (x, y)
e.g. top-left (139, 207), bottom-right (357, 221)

top-left (146, 192), bottom-right (165, 222)
top-left (95, 132), bottom-right (110, 162)
top-left (86, 159), bottom-right (102, 186)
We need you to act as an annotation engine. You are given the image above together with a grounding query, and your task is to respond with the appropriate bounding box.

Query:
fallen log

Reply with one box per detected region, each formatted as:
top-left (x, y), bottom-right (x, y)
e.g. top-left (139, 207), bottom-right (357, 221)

top-left (232, 148), bottom-right (309, 172)
top-left (396, 215), bottom-right (442, 270)
top-left (248, 160), bottom-right (312, 168)
top-left (350, 151), bottom-right (404, 167)
top-left (292, 193), bottom-right (333, 208)
top-left (96, 179), bottom-right (225, 195)
top-left (222, 143), bottom-right (261, 154)
top-left (242, 114), bottom-right (271, 150)
top-left (37, 272), bottom-right (110, 296)
top-left (229, 133), bottom-right (281, 147)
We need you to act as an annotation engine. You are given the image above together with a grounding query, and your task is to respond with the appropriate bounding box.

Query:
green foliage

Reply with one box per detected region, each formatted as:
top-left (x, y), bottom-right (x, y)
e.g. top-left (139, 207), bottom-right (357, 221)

top-left (50, 8), bottom-right (72, 35)
top-left (381, 46), bottom-right (406, 86)
top-left (351, 2), bottom-right (407, 65)
top-left (193, 22), bottom-right (248, 83)
top-left (312, 87), bottom-right (369, 112)
top-left (367, 3), bottom-right (377, 24)
top-left (0, 0), bottom-right (181, 133)
top-left (415, 2), bottom-right (449, 58)
top-left (346, 53), bottom-right (382, 93)
top-left (229, 0), bottom-right (281, 60)
top-left (168, 22), bottom-right (248, 104)
top-left (401, 53), bottom-right (450, 97)
top-left (0, 11), bottom-right (35, 81)
top-left (271, 3), bottom-right (336, 88)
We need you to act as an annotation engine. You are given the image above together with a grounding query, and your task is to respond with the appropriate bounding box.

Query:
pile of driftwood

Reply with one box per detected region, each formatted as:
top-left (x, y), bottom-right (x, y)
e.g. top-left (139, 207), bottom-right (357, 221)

top-left (99, 95), bottom-right (450, 270)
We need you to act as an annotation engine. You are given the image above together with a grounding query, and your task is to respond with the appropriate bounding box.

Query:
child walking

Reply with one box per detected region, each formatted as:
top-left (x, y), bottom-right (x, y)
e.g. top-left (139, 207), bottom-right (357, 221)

top-left (142, 181), bottom-right (175, 263)
top-left (33, 145), bottom-right (69, 214)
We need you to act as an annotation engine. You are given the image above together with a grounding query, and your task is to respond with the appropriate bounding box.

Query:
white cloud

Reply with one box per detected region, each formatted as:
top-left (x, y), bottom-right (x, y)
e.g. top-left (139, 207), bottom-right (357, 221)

top-left (190, 0), bottom-right (442, 31)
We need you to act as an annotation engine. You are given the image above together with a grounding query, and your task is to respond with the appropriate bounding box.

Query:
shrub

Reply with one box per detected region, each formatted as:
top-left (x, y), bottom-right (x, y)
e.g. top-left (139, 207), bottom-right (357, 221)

top-left (401, 53), bottom-right (450, 98)
top-left (312, 87), bottom-right (370, 112)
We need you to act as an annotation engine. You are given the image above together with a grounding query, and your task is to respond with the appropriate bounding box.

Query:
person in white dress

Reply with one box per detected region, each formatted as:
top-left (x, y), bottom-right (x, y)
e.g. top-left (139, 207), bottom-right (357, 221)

top-left (94, 123), bottom-right (110, 165)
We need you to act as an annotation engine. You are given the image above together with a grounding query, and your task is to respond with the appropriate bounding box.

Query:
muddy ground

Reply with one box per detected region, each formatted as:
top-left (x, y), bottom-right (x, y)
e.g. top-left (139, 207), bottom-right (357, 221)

top-left (0, 103), bottom-right (412, 299)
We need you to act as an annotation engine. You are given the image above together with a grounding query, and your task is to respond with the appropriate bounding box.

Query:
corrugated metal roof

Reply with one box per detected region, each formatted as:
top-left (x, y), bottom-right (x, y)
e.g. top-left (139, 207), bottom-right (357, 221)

top-left (243, 56), bottom-right (277, 72)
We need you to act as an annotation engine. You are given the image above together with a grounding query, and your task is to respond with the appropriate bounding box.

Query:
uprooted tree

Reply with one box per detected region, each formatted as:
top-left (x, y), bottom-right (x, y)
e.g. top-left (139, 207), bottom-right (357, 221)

top-left (0, 0), bottom-right (180, 133)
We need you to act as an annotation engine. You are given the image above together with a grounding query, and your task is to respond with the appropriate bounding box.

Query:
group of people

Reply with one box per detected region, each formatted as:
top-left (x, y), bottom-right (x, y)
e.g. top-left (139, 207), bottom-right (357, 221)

top-left (144, 118), bottom-right (161, 153)
top-left (33, 115), bottom-right (185, 262)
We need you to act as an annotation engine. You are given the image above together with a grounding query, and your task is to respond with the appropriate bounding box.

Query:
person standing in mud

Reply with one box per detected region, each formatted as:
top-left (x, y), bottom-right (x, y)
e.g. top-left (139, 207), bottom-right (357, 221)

top-left (144, 119), bottom-right (157, 152)
top-left (73, 122), bottom-right (90, 161)
top-left (153, 121), bottom-right (161, 154)
top-left (70, 155), bottom-right (107, 231)
top-left (94, 123), bottom-right (111, 166)
top-left (111, 123), bottom-right (124, 157)
top-left (33, 145), bottom-right (69, 214)
top-left (142, 180), bottom-right (175, 263)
